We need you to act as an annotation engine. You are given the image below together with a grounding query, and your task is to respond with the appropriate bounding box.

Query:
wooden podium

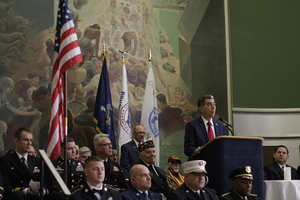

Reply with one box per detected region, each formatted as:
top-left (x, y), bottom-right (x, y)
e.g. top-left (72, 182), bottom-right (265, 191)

top-left (191, 136), bottom-right (264, 198)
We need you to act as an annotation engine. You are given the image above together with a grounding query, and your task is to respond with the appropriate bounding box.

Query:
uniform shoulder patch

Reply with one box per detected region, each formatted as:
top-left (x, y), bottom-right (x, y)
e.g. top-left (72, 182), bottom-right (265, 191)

top-left (104, 184), bottom-right (119, 192)
top-left (221, 191), bottom-right (231, 197)
top-left (71, 185), bottom-right (84, 194)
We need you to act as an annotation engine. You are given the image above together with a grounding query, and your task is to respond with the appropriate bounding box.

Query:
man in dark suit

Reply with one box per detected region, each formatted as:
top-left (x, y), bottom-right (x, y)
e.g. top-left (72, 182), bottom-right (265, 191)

top-left (94, 134), bottom-right (127, 190)
top-left (137, 140), bottom-right (172, 197)
top-left (70, 156), bottom-right (121, 200)
top-left (184, 94), bottom-right (226, 159)
top-left (121, 164), bottom-right (163, 200)
top-left (219, 166), bottom-right (262, 200)
top-left (120, 125), bottom-right (145, 170)
top-left (167, 160), bottom-right (218, 200)
top-left (0, 127), bottom-right (63, 200)
top-left (264, 145), bottom-right (298, 180)
top-left (53, 137), bottom-right (86, 189)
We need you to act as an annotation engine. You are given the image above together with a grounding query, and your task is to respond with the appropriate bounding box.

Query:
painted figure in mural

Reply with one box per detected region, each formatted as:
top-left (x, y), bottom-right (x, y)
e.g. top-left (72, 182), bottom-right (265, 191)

top-left (83, 60), bottom-right (102, 96)
top-left (101, 28), bottom-right (111, 46)
top-left (129, 7), bottom-right (140, 30)
top-left (0, 120), bottom-right (7, 156)
top-left (81, 56), bottom-right (98, 87)
top-left (0, 0), bottom-right (16, 18)
top-left (70, 10), bottom-right (82, 39)
top-left (79, 24), bottom-right (101, 60)
top-left (121, 31), bottom-right (137, 56)
top-left (74, 95), bottom-right (97, 128)
top-left (127, 57), bottom-right (148, 86)
top-left (184, 95), bottom-right (226, 160)
top-left (73, 0), bottom-right (89, 10)
top-left (157, 93), bottom-right (184, 138)
top-left (31, 86), bottom-right (51, 150)
top-left (11, 72), bottom-right (40, 108)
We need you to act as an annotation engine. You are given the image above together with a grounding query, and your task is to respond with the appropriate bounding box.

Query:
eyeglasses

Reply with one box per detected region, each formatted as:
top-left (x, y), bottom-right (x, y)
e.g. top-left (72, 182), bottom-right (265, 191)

top-left (98, 143), bottom-right (112, 147)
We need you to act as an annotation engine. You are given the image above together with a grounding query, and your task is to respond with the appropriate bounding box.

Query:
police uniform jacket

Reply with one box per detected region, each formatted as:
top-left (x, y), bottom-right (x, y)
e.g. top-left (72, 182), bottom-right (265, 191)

top-left (121, 187), bottom-right (163, 200)
top-left (167, 183), bottom-right (218, 200)
top-left (104, 159), bottom-right (127, 190)
top-left (54, 156), bottom-right (86, 189)
top-left (70, 181), bottom-right (121, 200)
top-left (219, 189), bottom-right (262, 200)
top-left (137, 160), bottom-right (173, 196)
top-left (0, 151), bottom-right (45, 197)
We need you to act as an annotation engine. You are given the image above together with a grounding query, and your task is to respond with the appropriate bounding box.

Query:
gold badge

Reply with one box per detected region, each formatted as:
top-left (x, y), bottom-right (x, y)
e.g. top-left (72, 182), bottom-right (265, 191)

top-left (85, 189), bottom-right (88, 193)
top-left (199, 161), bottom-right (203, 166)
top-left (245, 166), bottom-right (251, 173)
top-left (186, 190), bottom-right (189, 193)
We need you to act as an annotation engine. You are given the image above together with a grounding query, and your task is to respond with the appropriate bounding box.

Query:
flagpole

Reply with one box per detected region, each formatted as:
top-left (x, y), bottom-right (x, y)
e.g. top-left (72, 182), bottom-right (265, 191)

top-left (63, 71), bottom-right (68, 186)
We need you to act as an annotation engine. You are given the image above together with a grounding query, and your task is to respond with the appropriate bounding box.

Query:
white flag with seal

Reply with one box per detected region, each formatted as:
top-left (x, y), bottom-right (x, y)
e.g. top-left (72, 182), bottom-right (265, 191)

top-left (141, 61), bottom-right (160, 166)
top-left (118, 61), bottom-right (131, 154)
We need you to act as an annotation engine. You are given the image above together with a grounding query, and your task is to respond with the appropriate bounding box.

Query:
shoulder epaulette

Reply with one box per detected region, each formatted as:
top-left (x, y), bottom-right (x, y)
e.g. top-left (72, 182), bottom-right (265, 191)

top-left (221, 191), bottom-right (231, 197)
top-left (250, 194), bottom-right (258, 196)
top-left (71, 185), bottom-right (84, 194)
top-left (12, 187), bottom-right (22, 192)
top-left (0, 186), bottom-right (3, 191)
top-left (104, 184), bottom-right (119, 192)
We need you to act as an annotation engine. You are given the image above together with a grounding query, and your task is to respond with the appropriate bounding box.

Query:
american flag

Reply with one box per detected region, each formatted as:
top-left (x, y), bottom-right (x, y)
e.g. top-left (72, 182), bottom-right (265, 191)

top-left (47, 0), bottom-right (82, 160)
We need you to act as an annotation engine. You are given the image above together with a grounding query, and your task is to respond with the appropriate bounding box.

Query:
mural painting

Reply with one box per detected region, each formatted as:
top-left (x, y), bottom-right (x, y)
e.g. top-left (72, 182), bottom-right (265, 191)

top-left (0, 0), bottom-right (198, 169)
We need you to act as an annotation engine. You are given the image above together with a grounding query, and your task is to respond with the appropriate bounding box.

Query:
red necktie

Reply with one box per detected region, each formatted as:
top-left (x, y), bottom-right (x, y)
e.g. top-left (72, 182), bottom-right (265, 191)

top-left (207, 122), bottom-right (214, 140)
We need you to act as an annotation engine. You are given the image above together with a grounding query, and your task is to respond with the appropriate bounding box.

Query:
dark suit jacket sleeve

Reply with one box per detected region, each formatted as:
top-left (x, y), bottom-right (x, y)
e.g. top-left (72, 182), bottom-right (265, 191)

top-left (120, 144), bottom-right (130, 170)
top-left (264, 164), bottom-right (276, 180)
top-left (184, 121), bottom-right (197, 157)
top-left (0, 156), bottom-right (13, 195)
top-left (0, 172), bottom-right (3, 197)
top-left (167, 191), bottom-right (180, 200)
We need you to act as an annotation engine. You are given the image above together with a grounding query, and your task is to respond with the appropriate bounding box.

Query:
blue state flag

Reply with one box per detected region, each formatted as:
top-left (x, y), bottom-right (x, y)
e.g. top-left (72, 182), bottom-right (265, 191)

top-left (93, 52), bottom-right (116, 148)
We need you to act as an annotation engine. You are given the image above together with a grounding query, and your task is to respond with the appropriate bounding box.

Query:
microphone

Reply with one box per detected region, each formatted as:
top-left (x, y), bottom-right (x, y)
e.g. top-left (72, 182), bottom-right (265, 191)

top-left (218, 117), bottom-right (233, 128)
top-left (214, 115), bottom-right (234, 136)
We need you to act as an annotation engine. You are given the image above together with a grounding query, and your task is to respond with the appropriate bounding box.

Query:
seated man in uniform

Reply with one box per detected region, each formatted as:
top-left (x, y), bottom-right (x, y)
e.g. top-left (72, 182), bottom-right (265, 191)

top-left (166, 155), bottom-right (184, 190)
top-left (264, 145), bottom-right (298, 180)
top-left (53, 137), bottom-right (85, 189)
top-left (137, 140), bottom-right (172, 196)
top-left (70, 156), bottom-right (121, 200)
top-left (0, 127), bottom-right (63, 200)
top-left (79, 146), bottom-right (92, 163)
top-left (219, 166), bottom-right (262, 200)
top-left (94, 134), bottom-right (127, 190)
top-left (167, 160), bottom-right (218, 200)
top-left (121, 164), bottom-right (163, 200)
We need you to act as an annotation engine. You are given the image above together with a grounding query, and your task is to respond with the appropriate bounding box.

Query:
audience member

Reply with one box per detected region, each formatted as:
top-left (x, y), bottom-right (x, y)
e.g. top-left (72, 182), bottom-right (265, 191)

top-left (167, 160), bottom-right (217, 200)
top-left (264, 145), bottom-right (298, 180)
top-left (79, 146), bottom-right (92, 163)
top-left (121, 164), bottom-right (163, 200)
top-left (0, 127), bottom-right (63, 200)
top-left (219, 166), bottom-right (262, 200)
top-left (184, 95), bottom-right (226, 159)
top-left (70, 156), bottom-right (121, 200)
top-left (121, 125), bottom-right (145, 170)
top-left (94, 134), bottom-right (127, 190)
top-left (54, 138), bottom-right (85, 189)
top-left (137, 140), bottom-right (172, 196)
top-left (166, 155), bottom-right (184, 190)
top-left (110, 149), bottom-right (119, 163)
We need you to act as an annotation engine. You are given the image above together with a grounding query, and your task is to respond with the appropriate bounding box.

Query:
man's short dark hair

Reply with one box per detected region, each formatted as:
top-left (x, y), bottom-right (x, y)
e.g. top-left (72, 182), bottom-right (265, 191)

top-left (61, 137), bottom-right (75, 148)
top-left (157, 93), bottom-right (167, 104)
top-left (197, 95), bottom-right (214, 107)
top-left (14, 127), bottom-right (31, 140)
top-left (274, 145), bottom-right (289, 154)
top-left (84, 156), bottom-right (102, 169)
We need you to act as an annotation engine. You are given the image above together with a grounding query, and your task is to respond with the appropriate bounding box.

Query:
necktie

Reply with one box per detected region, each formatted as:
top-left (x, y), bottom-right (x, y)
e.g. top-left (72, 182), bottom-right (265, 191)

top-left (195, 191), bottom-right (202, 199)
top-left (140, 192), bottom-right (148, 200)
top-left (92, 188), bottom-right (103, 195)
top-left (21, 157), bottom-right (28, 170)
top-left (207, 121), bottom-right (214, 140)
top-left (282, 166), bottom-right (284, 171)
top-left (148, 165), bottom-right (164, 186)
top-left (104, 160), bottom-right (109, 174)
